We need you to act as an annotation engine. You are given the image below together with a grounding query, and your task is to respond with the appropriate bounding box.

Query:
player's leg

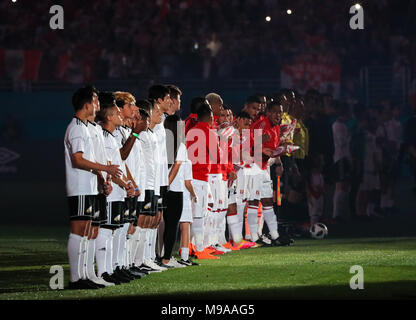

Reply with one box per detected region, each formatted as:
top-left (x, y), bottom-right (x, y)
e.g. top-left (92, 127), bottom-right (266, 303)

top-left (67, 195), bottom-right (101, 289)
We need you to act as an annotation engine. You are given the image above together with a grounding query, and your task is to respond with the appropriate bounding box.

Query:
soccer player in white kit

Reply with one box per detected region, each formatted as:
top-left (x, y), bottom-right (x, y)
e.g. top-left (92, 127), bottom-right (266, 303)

top-left (65, 86), bottom-right (122, 289)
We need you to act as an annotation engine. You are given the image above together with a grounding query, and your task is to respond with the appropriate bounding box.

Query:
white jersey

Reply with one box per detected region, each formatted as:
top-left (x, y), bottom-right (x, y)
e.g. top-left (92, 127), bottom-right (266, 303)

top-left (87, 121), bottom-right (109, 166)
top-left (64, 117), bottom-right (98, 197)
top-left (169, 143), bottom-right (188, 192)
top-left (153, 116), bottom-right (169, 187)
top-left (138, 129), bottom-right (158, 192)
top-left (102, 128), bottom-right (126, 202)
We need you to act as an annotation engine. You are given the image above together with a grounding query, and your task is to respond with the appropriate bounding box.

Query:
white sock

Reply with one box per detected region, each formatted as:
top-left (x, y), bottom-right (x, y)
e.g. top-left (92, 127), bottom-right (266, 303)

top-left (105, 230), bottom-right (114, 274)
top-left (227, 214), bottom-right (242, 243)
top-left (247, 206), bottom-right (260, 242)
top-left (219, 209), bottom-right (227, 244)
top-left (67, 233), bottom-right (83, 283)
top-left (134, 227), bottom-right (146, 267)
top-left (181, 247), bottom-right (189, 261)
top-left (203, 211), bottom-right (211, 248)
top-left (112, 228), bottom-right (121, 270)
top-left (86, 238), bottom-right (97, 280)
top-left (119, 223), bottom-right (129, 267)
top-left (150, 228), bottom-right (157, 261)
top-left (81, 236), bottom-right (89, 280)
top-left (130, 228), bottom-right (140, 265)
top-left (144, 229), bottom-right (152, 262)
top-left (191, 217), bottom-right (204, 252)
top-left (263, 206), bottom-right (278, 240)
top-left (96, 228), bottom-right (111, 277)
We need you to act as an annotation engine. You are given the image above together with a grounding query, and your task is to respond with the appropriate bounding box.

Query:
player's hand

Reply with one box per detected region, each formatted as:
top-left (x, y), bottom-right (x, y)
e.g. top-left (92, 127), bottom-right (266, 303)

top-left (126, 182), bottom-right (135, 197)
top-left (132, 119), bottom-right (147, 134)
top-left (191, 194), bottom-right (198, 203)
top-left (106, 165), bottom-right (122, 178)
top-left (275, 164), bottom-right (284, 177)
top-left (263, 147), bottom-right (274, 157)
top-left (262, 133), bottom-right (271, 143)
top-left (134, 188), bottom-right (141, 197)
top-left (228, 171), bottom-right (237, 182)
top-left (103, 182), bottom-right (113, 196)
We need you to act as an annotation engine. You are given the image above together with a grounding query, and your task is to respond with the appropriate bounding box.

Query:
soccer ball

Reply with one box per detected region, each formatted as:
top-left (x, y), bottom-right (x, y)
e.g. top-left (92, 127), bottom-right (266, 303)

top-left (309, 223), bottom-right (328, 239)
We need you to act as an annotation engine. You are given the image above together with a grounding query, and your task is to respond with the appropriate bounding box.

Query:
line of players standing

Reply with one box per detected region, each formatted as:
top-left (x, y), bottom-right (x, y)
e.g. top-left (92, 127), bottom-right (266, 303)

top-left (64, 84), bottom-right (300, 290)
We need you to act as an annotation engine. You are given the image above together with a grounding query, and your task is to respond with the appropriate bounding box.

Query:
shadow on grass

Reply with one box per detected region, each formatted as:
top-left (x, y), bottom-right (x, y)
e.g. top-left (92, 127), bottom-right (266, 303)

top-left (102, 281), bottom-right (416, 300)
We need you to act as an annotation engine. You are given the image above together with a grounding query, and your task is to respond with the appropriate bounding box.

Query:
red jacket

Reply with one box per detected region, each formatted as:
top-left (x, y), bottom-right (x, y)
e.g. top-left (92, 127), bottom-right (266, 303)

top-left (250, 116), bottom-right (280, 170)
top-left (186, 121), bottom-right (219, 182)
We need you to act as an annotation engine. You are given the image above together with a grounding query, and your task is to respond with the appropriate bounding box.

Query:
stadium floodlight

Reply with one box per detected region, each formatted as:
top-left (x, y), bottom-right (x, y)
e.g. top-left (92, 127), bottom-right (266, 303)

top-left (265, 16), bottom-right (271, 22)
top-left (12, 0), bottom-right (17, 2)
top-left (287, 9), bottom-right (292, 15)
top-left (355, 3), bottom-right (361, 10)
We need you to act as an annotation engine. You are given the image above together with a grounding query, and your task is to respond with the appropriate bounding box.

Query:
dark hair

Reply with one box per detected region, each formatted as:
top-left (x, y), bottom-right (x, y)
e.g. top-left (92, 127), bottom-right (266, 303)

top-left (196, 100), bottom-right (212, 121)
top-left (96, 92), bottom-right (117, 122)
top-left (265, 100), bottom-right (282, 113)
top-left (137, 99), bottom-right (154, 114)
top-left (148, 84), bottom-right (170, 101)
top-left (222, 104), bottom-right (231, 111)
top-left (164, 114), bottom-right (184, 168)
top-left (72, 85), bottom-right (99, 111)
top-left (166, 84), bottom-right (182, 100)
top-left (98, 91), bottom-right (116, 109)
top-left (139, 108), bottom-right (150, 119)
top-left (190, 97), bottom-right (206, 114)
top-left (246, 95), bottom-right (262, 104)
top-left (236, 111), bottom-right (251, 120)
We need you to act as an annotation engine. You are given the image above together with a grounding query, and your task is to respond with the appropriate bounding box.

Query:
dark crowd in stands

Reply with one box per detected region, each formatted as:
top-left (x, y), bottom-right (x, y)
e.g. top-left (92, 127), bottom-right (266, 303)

top-left (0, 0), bottom-right (415, 82)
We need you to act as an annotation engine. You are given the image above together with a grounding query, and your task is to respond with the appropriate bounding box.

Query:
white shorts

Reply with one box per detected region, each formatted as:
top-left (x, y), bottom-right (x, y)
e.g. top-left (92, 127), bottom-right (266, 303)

top-left (236, 167), bottom-right (249, 203)
top-left (180, 190), bottom-right (193, 223)
top-left (192, 179), bottom-right (211, 218)
top-left (220, 179), bottom-right (228, 210)
top-left (208, 174), bottom-right (223, 211)
top-left (247, 164), bottom-right (273, 200)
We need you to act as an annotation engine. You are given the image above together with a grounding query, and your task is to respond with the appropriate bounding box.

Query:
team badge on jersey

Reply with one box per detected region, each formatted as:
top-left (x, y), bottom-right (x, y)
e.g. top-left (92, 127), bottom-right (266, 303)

top-left (93, 210), bottom-right (100, 219)
top-left (86, 206), bottom-right (92, 214)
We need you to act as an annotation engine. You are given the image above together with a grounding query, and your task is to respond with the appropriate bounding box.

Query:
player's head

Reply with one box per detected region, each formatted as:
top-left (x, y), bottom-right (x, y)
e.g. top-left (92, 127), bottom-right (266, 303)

top-left (243, 95), bottom-right (261, 120)
top-left (97, 92), bottom-right (123, 127)
top-left (114, 91), bottom-right (138, 124)
top-left (166, 84), bottom-right (182, 115)
top-left (265, 100), bottom-right (283, 127)
top-left (223, 105), bottom-right (233, 123)
top-left (235, 111), bottom-right (252, 130)
top-left (218, 107), bottom-right (229, 125)
top-left (148, 99), bottom-right (163, 125)
top-left (72, 85), bottom-right (99, 117)
top-left (292, 94), bottom-right (305, 120)
top-left (196, 100), bottom-right (213, 124)
top-left (279, 88), bottom-right (296, 113)
top-left (205, 92), bottom-right (223, 116)
top-left (148, 84), bottom-right (171, 114)
top-left (137, 100), bottom-right (152, 129)
top-left (190, 97), bottom-right (206, 114)
top-left (254, 93), bottom-right (267, 114)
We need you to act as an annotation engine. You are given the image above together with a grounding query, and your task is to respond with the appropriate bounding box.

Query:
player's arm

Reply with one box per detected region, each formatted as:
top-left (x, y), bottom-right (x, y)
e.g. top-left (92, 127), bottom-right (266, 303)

top-left (168, 161), bottom-right (183, 186)
top-left (125, 163), bottom-right (140, 197)
top-left (185, 180), bottom-right (197, 202)
top-left (71, 152), bottom-right (122, 177)
top-left (119, 122), bottom-right (147, 160)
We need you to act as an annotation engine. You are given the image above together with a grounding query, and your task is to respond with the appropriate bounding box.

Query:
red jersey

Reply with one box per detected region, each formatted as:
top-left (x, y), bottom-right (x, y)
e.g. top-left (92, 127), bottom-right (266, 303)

top-left (250, 116), bottom-right (280, 170)
top-left (186, 121), bottom-right (219, 182)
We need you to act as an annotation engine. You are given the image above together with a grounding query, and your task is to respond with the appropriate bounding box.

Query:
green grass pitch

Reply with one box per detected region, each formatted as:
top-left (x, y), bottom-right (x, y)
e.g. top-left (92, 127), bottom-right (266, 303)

top-left (0, 225), bottom-right (415, 300)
